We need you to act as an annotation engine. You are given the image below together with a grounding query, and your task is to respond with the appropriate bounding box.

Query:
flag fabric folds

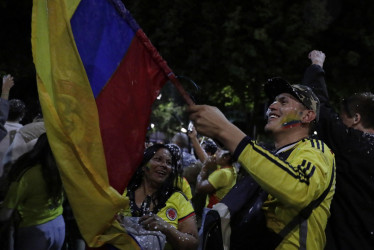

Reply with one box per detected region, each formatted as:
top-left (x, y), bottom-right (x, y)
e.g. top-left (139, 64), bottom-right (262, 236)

top-left (32, 0), bottom-right (173, 248)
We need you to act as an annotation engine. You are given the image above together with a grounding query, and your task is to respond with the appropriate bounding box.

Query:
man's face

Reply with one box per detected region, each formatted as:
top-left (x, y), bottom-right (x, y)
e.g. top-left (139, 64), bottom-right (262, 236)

top-left (265, 93), bottom-right (306, 134)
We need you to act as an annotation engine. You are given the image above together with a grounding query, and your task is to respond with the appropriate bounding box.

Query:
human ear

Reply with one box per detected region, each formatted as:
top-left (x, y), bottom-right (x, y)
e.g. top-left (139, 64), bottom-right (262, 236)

top-left (353, 113), bottom-right (361, 124)
top-left (301, 110), bottom-right (316, 124)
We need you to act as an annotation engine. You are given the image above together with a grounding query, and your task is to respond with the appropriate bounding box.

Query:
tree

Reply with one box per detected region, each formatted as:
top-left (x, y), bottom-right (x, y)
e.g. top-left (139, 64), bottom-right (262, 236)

top-left (2, 0), bottom-right (374, 135)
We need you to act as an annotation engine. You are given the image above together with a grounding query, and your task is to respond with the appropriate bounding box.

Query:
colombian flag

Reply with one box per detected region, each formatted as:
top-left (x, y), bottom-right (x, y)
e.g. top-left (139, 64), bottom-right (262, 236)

top-left (31, 0), bottom-right (177, 248)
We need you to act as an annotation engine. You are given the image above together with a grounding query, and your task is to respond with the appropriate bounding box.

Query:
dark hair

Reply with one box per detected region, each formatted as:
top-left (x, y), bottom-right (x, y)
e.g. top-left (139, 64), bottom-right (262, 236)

top-left (7, 133), bottom-right (63, 207)
top-left (8, 99), bottom-right (26, 122)
top-left (203, 139), bottom-right (218, 155)
top-left (127, 143), bottom-right (182, 214)
top-left (171, 132), bottom-right (189, 149)
top-left (341, 92), bottom-right (374, 129)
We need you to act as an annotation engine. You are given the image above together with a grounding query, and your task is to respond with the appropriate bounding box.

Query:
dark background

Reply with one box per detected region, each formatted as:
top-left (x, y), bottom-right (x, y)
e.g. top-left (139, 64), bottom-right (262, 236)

top-left (1, 0), bottom-right (374, 136)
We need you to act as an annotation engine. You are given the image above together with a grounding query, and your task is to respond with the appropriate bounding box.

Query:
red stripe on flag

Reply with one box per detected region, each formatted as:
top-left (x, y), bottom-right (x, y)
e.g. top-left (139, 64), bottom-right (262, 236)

top-left (96, 34), bottom-right (168, 193)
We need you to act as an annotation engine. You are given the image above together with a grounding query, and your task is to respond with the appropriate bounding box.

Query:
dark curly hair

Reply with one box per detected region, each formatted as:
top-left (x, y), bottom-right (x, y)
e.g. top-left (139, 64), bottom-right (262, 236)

top-left (8, 99), bottom-right (26, 122)
top-left (126, 143), bottom-right (182, 214)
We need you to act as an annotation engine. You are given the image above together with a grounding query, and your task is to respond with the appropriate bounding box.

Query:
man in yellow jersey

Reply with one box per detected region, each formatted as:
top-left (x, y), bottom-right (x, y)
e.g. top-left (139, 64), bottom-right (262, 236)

top-left (188, 79), bottom-right (335, 249)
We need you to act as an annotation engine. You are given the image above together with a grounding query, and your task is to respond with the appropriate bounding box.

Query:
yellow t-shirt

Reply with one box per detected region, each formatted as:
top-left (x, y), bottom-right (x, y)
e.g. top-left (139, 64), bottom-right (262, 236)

top-left (122, 190), bottom-right (195, 229)
top-left (122, 190), bottom-right (195, 250)
top-left (177, 176), bottom-right (193, 200)
top-left (3, 165), bottom-right (63, 227)
top-left (206, 165), bottom-right (237, 208)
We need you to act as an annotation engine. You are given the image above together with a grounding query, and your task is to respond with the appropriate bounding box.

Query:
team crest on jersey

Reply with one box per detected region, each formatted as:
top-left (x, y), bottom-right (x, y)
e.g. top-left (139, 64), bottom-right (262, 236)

top-left (166, 208), bottom-right (177, 221)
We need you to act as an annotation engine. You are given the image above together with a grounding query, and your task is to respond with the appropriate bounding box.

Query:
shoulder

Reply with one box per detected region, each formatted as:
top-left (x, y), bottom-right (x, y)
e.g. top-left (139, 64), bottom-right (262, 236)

top-left (159, 191), bottom-right (195, 223)
top-left (298, 138), bottom-right (332, 153)
top-left (14, 164), bottom-right (41, 182)
top-left (168, 191), bottom-right (190, 203)
top-left (211, 165), bottom-right (236, 177)
top-left (294, 138), bottom-right (335, 166)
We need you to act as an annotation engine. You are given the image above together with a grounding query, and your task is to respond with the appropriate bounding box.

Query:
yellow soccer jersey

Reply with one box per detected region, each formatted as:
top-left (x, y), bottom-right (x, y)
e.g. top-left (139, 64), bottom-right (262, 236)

top-left (3, 165), bottom-right (63, 227)
top-left (158, 191), bottom-right (195, 228)
top-left (234, 137), bottom-right (335, 250)
top-left (177, 176), bottom-right (193, 200)
top-left (121, 190), bottom-right (195, 229)
top-left (206, 165), bottom-right (237, 208)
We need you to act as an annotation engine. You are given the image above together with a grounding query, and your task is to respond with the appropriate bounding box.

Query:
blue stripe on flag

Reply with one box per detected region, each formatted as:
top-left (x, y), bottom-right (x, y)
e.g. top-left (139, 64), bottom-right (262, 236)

top-left (71, 0), bottom-right (136, 98)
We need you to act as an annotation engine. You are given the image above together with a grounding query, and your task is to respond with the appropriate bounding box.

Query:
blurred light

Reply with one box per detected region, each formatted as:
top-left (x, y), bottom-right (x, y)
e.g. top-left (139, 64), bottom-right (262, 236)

top-left (180, 127), bottom-right (187, 133)
top-left (150, 123), bottom-right (155, 129)
top-left (157, 93), bottom-right (162, 100)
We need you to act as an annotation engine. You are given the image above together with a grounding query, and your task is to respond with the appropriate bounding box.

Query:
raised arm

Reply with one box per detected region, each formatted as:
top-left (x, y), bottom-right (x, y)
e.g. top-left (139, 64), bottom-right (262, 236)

top-left (303, 50), bottom-right (329, 104)
top-left (1, 75), bottom-right (14, 100)
top-left (187, 126), bottom-right (208, 163)
top-left (195, 156), bottom-right (217, 194)
top-left (0, 74), bottom-right (14, 140)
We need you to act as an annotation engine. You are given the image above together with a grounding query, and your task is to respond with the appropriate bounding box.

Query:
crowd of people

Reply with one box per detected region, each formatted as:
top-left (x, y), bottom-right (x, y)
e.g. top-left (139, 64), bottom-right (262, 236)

top-left (0, 48), bottom-right (374, 250)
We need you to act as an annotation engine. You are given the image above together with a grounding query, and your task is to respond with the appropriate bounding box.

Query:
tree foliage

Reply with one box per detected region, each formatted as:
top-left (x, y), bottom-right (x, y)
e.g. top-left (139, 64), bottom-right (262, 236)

top-left (124, 0), bottom-right (374, 136)
top-left (2, 0), bottom-right (374, 135)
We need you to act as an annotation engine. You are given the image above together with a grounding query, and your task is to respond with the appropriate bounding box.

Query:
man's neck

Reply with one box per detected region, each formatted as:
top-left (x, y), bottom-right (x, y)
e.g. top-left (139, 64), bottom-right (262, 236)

top-left (273, 130), bottom-right (309, 150)
top-left (354, 123), bottom-right (374, 135)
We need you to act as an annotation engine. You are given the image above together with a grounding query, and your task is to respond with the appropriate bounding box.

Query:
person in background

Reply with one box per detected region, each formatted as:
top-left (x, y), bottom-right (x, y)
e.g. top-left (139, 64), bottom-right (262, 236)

top-left (0, 115), bottom-right (45, 200)
top-left (0, 99), bottom-right (26, 172)
top-left (5, 99), bottom-right (25, 131)
top-left (186, 126), bottom-right (218, 196)
top-left (1, 114), bottom-right (45, 169)
top-left (0, 133), bottom-right (65, 250)
top-left (166, 143), bottom-right (193, 200)
top-left (195, 146), bottom-right (236, 250)
top-left (171, 132), bottom-right (197, 169)
top-left (303, 50), bottom-right (374, 250)
top-left (188, 77), bottom-right (335, 249)
top-left (188, 126), bottom-right (217, 164)
top-left (0, 74), bottom-right (15, 141)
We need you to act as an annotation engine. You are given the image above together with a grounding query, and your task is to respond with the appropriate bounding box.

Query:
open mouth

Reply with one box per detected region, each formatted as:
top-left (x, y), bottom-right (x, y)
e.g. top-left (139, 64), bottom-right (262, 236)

top-left (155, 170), bottom-right (167, 177)
top-left (268, 113), bottom-right (280, 120)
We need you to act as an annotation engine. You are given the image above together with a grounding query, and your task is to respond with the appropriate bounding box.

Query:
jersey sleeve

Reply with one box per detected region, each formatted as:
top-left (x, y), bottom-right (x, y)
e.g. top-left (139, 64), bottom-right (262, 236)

top-left (208, 168), bottom-right (231, 190)
top-left (181, 177), bottom-right (193, 200)
top-left (176, 192), bottom-right (195, 223)
top-left (158, 191), bottom-right (195, 229)
top-left (235, 137), bottom-right (335, 209)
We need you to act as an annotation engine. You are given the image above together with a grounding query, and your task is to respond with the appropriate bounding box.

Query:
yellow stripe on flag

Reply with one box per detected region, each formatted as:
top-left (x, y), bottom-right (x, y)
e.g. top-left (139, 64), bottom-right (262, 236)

top-left (31, 1), bottom-right (139, 249)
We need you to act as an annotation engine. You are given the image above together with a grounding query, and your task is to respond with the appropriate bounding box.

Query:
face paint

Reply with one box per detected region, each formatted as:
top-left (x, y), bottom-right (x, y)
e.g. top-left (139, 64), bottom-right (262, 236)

top-left (280, 112), bottom-right (302, 129)
top-left (144, 162), bottom-right (151, 170)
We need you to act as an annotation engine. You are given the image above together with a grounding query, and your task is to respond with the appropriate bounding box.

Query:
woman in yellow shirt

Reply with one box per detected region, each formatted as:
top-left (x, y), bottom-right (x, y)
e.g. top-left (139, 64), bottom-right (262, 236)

top-left (0, 133), bottom-right (64, 250)
top-left (121, 143), bottom-right (198, 250)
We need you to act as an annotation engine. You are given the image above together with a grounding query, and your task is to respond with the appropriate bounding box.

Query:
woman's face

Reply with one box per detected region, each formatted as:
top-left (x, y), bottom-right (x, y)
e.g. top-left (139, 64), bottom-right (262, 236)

top-left (143, 148), bottom-right (173, 186)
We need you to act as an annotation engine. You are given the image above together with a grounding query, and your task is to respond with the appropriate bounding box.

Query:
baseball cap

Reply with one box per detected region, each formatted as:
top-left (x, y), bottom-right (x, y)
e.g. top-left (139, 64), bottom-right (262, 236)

top-left (264, 77), bottom-right (320, 122)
